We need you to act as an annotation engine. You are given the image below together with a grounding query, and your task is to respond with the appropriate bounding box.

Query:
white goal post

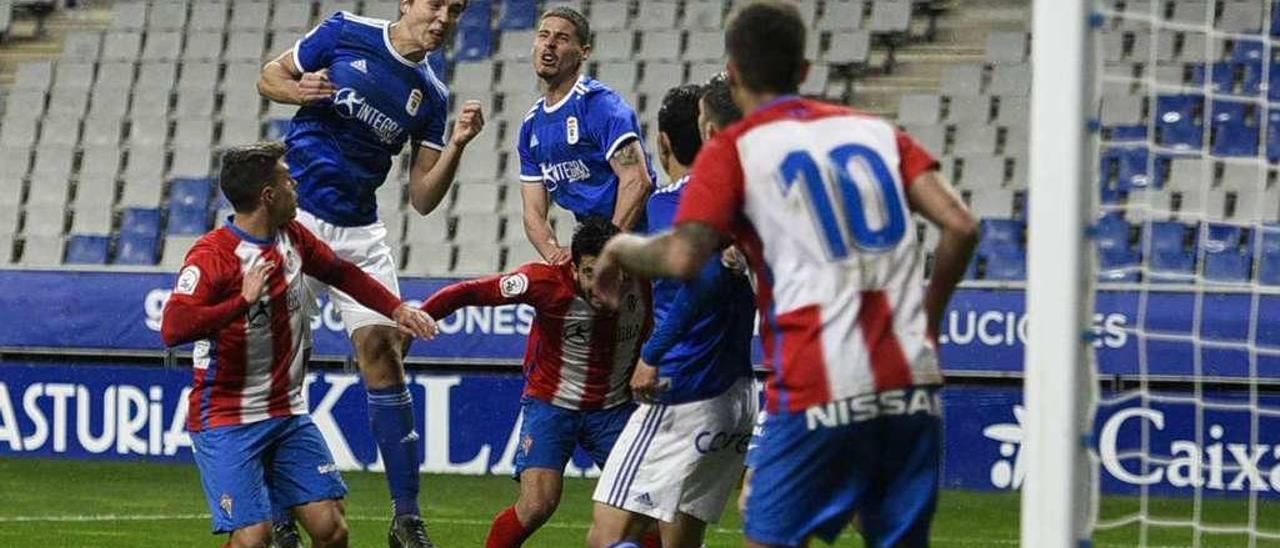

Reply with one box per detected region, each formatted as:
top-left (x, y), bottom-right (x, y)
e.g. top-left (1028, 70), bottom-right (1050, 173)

top-left (1023, 0), bottom-right (1099, 545)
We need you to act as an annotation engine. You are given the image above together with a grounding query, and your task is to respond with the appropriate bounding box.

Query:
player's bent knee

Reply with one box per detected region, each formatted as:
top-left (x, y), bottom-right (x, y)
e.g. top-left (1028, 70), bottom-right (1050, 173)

top-left (229, 521), bottom-right (272, 548)
top-left (311, 518), bottom-right (349, 548)
top-left (351, 325), bottom-right (407, 387)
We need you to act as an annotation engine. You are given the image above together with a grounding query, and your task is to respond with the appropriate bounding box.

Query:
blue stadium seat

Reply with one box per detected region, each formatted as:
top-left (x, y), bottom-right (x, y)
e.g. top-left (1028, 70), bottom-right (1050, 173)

top-left (1242, 61), bottom-right (1265, 96)
top-left (168, 206), bottom-right (209, 236)
top-left (170, 178), bottom-right (212, 210)
top-left (1205, 223), bottom-right (1243, 247)
top-left (114, 234), bottom-right (158, 265)
top-left (1191, 63), bottom-right (1235, 94)
top-left (1259, 246), bottom-right (1280, 285)
top-left (1098, 248), bottom-right (1141, 282)
top-left (455, 27), bottom-right (493, 61)
top-left (461, 0), bottom-right (493, 29)
top-left (1273, 4), bottom-right (1280, 37)
top-left (1203, 247), bottom-right (1252, 283)
top-left (1100, 146), bottom-right (1155, 190)
top-left (1144, 221), bottom-right (1193, 253)
top-left (120, 208), bottom-right (162, 239)
top-left (1268, 110), bottom-right (1280, 162)
top-left (978, 218), bottom-right (1023, 253)
top-left (65, 235), bottom-right (110, 265)
top-left (1156, 95), bottom-right (1204, 150)
top-left (1148, 248), bottom-right (1196, 283)
top-left (984, 249), bottom-right (1026, 281)
top-left (498, 0), bottom-right (537, 30)
top-left (1231, 40), bottom-right (1265, 63)
top-left (1210, 100), bottom-right (1259, 157)
top-left (1094, 214), bottom-right (1131, 251)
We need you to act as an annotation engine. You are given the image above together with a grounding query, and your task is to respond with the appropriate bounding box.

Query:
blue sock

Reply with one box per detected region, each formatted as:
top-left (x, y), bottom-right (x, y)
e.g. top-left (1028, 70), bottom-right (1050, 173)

top-left (368, 385), bottom-right (421, 517)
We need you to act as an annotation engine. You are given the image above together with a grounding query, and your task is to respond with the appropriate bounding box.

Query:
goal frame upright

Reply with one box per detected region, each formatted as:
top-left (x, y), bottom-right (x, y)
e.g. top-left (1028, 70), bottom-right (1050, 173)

top-left (1022, 0), bottom-right (1099, 546)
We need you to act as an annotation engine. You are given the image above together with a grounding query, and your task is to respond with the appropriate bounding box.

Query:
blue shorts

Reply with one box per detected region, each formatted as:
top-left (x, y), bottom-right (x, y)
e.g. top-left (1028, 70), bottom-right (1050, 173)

top-left (745, 387), bottom-right (942, 547)
top-left (513, 397), bottom-right (636, 477)
top-left (192, 415), bottom-right (347, 534)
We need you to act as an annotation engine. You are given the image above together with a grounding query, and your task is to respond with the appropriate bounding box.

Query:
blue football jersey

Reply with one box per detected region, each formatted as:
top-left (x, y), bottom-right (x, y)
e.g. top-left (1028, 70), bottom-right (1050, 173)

top-left (286, 11), bottom-right (449, 227)
top-left (517, 76), bottom-right (655, 229)
top-left (643, 176), bottom-right (756, 404)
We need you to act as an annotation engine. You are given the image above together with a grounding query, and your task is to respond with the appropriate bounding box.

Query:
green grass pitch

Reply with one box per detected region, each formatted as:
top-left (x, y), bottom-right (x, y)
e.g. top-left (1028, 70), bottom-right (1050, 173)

top-left (0, 458), bottom-right (1275, 547)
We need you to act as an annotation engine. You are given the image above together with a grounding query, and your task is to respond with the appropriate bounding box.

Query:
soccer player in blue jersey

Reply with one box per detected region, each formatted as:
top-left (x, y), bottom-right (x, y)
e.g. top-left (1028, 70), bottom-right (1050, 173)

top-left (586, 82), bottom-right (757, 548)
top-left (517, 7), bottom-right (657, 264)
top-left (257, 1), bottom-right (484, 546)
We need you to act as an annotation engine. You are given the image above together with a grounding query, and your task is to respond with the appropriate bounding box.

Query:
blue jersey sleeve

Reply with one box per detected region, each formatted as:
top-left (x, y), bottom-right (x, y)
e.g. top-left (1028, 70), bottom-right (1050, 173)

top-left (517, 117), bottom-right (541, 183)
top-left (586, 92), bottom-right (644, 161)
top-left (414, 75), bottom-right (449, 151)
top-left (641, 258), bottom-right (725, 366)
top-left (294, 12), bottom-right (346, 73)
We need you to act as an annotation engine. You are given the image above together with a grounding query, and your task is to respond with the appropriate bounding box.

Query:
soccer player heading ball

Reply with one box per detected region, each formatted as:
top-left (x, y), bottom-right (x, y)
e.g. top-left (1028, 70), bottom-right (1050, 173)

top-left (257, 1), bottom-right (484, 546)
top-left (516, 6), bottom-right (656, 263)
top-left (592, 1), bottom-right (980, 546)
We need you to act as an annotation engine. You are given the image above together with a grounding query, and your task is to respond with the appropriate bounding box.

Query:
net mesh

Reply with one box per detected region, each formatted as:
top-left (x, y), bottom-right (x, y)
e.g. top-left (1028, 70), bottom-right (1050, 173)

top-left (1088, 0), bottom-right (1280, 545)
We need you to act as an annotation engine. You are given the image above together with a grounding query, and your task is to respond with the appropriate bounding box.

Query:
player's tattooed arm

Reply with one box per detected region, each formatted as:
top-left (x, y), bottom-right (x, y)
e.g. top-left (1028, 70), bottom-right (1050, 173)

top-left (608, 139), bottom-right (654, 231)
top-left (592, 222), bottom-right (726, 307)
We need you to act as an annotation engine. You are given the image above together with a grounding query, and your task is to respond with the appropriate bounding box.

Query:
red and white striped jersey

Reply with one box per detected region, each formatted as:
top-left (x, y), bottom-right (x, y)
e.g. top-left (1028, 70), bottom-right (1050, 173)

top-left (676, 97), bottom-right (943, 414)
top-left (162, 220), bottom-right (401, 431)
top-left (422, 262), bottom-right (652, 410)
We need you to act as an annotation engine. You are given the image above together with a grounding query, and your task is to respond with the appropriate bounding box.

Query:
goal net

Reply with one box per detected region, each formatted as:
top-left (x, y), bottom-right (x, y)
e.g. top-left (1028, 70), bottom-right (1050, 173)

top-left (1028, 0), bottom-right (1280, 546)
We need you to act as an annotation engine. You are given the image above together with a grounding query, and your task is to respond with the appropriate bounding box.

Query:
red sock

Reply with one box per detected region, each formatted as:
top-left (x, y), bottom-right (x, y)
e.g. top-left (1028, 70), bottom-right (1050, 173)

top-left (640, 530), bottom-right (662, 548)
top-left (486, 506), bottom-right (532, 548)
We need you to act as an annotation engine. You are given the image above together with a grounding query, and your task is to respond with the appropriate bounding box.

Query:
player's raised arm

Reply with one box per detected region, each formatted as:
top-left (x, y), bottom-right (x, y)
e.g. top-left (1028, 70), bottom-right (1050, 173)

top-left (907, 170), bottom-right (979, 336)
top-left (607, 139), bottom-right (654, 231)
top-left (407, 100), bottom-right (486, 216)
top-left (160, 251), bottom-right (264, 347)
top-left (421, 268), bottom-right (539, 319)
top-left (258, 49), bottom-right (337, 106)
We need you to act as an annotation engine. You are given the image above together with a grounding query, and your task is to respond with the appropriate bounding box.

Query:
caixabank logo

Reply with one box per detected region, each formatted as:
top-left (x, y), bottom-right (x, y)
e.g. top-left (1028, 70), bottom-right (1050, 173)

top-left (983, 403), bottom-right (1280, 494)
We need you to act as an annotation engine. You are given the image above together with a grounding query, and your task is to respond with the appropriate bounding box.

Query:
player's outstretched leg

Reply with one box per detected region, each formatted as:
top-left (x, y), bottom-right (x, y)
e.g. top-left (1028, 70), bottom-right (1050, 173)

top-left (485, 468), bottom-right (563, 547)
top-left (351, 325), bottom-right (433, 548)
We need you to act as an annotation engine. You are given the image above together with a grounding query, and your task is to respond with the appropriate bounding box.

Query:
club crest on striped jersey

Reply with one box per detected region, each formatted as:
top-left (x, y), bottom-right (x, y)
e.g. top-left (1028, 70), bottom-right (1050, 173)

top-left (407, 88), bottom-right (423, 116)
top-left (175, 266), bottom-right (201, 295)
top-left (566, 116), bottom-right (580, 144)
top-left (500, 273), bottom-right (529, 297)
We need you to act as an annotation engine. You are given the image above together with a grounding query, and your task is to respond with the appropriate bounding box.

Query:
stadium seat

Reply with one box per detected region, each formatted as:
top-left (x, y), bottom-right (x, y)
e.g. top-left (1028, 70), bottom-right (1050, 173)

top-left (404, 242), bottom-right (453, 276)
top-left (984, 248), bottom-right (1026, 281)
top-left (271, 2), bottom-right (311, 32)
top-left (941, 64), bottom-right (984, 97)
top-left (189, 2), bottom-right (228, 33)
top-left (453, 243), bottom-right (501, 275)
top-left (1097, 247), bottom-right (1141, 282)
top-left (455, 27), bottom-right (493, 62)
top-left (820, 0), bottom-right (864, 31)
top-left (53, 61), bottom-right (94, 92)
top-left (101, 31), bottom-right (142, 62)
top-left (405, 213), bottom-right (450, 244)
top-left (505, 243), bottom-right (542, 270)
top-left (120, 207), bottom-right (161, 239)
top-left (109, 2), bottom-right (147, 32)
top-left (1156, 95), bottom-right (1205, 150)
top-left (452, 183), bottom-right (500, 213)
top-left (1148, 248), bottom-right (1197, 283)
top-left (142, 31), bottom-right (181, 63)
top-left (88, 87), bottom-right (130, 119)
top-left (453, 61), bottom-right (495, 94)
top-left (167, 178), bottom-right (212, 236)
top-left (221, 117), bottom-right (262, 146)
top-left (685, 0), bottom-right (724, 30)
top-left (947, 96), bottom-right (990, 124)
top-left (18, 234), bottom-right (64, 266)
top-left (1210, 100), bottom-right (1259, 157)
top-left (1094, 214), bottom-right (1132, 251)
top-left (638, 30), bottom-right (681, 62)
top-left (65, 235), bottom-right (110, 265)
top-left (161, 235), bottom-right (200, 267)
top-left (952, 125), bottom-right (998, 156)
top-left (1259, 233), bottom-right (1280, 285)
top-left (636, 2), bottom-right (677, 31)
top-left (958, 155), bottom-right (1006, 188)
top-left (989, 64), bottom-right (1030, 97)
top-left (1144, 221), bottom-right (1193, 254)
top-left (226, 30), bottom-right (267, 63)
top-left (593, 32), bottom-right (636, 62)
top-left (230, 2), bottom-right (268, 32)
top-left (62, 31), bottom-right (103, 63)
top-left (13, 61), bottom-right (53, 93)
top-left (825, 30), bottom-right (871, 65)
top-left (496, 29), bottom-right (533, 62)
top-left (978, 218), bottom-right (1023, 254)
top-left (71, 204), bottom-right (113, 236)
top-left (1190, 62), bottom-right (1236, 94)
top-left (23, 203), bottom-right (65, 237)
top-left (868, 0), bottom-right (910, 33)
top-left (114, 234), bottom-right (158, 265)
top-left (590, 1), bottom-right (629, 31)
top-left (985, 32), bottom-right (1028, 65)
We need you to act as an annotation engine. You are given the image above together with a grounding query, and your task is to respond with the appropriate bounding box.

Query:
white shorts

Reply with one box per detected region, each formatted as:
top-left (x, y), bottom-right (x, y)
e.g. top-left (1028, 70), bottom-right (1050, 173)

top-left (592, 376), bottom-right (758, 524)
top-left (296, 209), bottom-right (401, 336)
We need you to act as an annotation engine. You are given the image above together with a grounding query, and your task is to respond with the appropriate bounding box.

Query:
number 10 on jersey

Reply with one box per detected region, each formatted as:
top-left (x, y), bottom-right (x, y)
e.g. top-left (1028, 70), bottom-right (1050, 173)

top-left (778, 144), bottom-right (909, 261)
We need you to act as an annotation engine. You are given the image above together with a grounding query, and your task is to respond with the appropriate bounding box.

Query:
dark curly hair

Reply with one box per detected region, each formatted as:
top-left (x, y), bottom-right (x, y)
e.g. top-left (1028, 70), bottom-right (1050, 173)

top-left (571, 216), bottom-right (619, 264)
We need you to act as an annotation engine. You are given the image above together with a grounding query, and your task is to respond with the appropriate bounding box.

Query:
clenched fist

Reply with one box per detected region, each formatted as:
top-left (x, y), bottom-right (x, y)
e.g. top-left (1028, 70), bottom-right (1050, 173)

top-left (450, 100), bottom-right (486, 147)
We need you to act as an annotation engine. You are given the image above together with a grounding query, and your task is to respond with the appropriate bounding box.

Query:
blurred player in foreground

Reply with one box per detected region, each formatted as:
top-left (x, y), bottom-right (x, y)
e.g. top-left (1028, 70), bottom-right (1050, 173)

top-left (258, 1), bottom-right (484, 545)
top-left (161, 142), bottom-right (438, 548)
top-left (517, 7), bottom-right (656, 262)
top-left (419, 217), bottom-right (652, 548)
top-left (587, 81), bottom-right (756, 548)
top-left (591, 1), bottom-right (979, 546)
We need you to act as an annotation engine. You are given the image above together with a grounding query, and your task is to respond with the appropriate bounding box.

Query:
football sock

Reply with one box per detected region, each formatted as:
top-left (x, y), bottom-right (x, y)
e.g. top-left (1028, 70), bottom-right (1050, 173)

top-left (485, 506), bottom-right (532, 548)
top-left (368, 385), bottom-right (420, 517)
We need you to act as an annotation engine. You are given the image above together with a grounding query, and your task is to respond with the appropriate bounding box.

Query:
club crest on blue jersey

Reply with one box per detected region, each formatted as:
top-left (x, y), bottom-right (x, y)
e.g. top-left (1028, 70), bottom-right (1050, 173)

top-left (566, 116), bottom-right (580, 144)
top-left (219, 493), bottom-right (233, 517)
top-left (407, 89), bottom-right (422, 116)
